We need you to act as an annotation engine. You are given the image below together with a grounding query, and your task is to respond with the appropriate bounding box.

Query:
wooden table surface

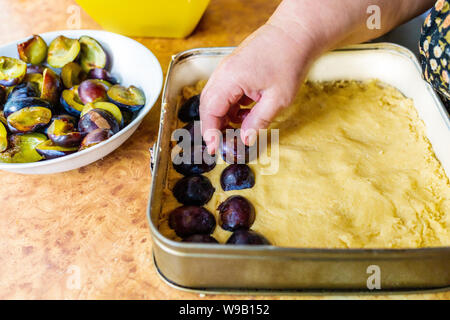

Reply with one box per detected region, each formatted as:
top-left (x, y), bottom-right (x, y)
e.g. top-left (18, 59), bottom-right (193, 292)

top-left (0, 0), bottom-right (447, 300)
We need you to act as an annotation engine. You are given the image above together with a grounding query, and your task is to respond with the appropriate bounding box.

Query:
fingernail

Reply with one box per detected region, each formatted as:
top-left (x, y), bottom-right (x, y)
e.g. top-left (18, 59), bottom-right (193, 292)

top-left (244, 130), bottom-right (257, 146)
top-left (207, 143), bottom-right (216, 155)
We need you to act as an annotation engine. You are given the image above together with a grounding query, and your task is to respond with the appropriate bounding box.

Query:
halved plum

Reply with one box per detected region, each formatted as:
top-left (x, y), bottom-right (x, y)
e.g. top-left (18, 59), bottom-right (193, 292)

top-left (0, 121), bottom-right (8, 152)
top-left (107, 85), bottom-right (145, 112)
top-left (87, 68), bottom-right (116, 84)
top-left (35, 139), bottom-right (77, 160)
top-left (7, 82), bottom-right (40, 102)
top-left (175, 121), bottom-right (194, 145)
top-left (17, 35), bottom-right (48, 65)
top-left (78, 108), bottom-right (119, 135)
top-left (23, 73), bottom-right (43, 94)
top-left (182, 234), bottom-right (219, 244)
top-left (230, 108), bottom-right (251, 124)
top-left (0, 56), bottom-right (27, 87)
top-left (172, 144), bottom-right (216, 176)
top-left (0, 132), bottom-right (47, 163)
top-left (220, 164), bottom-right (255, 191)
top-left (173, 121), bottom-right (206, 146)
top-left (78, 79), bottom-right (109, 104)
top-left (3, 96), bottom-right (53, 118)
top-left (94, 79), bottom-right (113, 90)
top-left (47, 116), bottom-right (82, 148)
top-left (218, 195), bottom-right (255, 231)
top-left (80, 102), bottom-right (123, 128)
top-left (52, 114), bottom-right (77, 125)
top-left (60, 86), bottom-right (84, 116)
top-left (226, 230), bottom-right (271, 245)
top-left (221, 130), bottom-right (254, 164)
top-left (79, 36), bottom-right (107, 72)
top-left (47, 36), bottom-right (80, 68)
top-left (172, 175), bottom-right (215, 206)
top-left (41, 68), bottom-right (62, 105)
top-left (61, 62), bottom-right (85, 89)
top-left (178, 94), bottom-right (200, 122)
top-left (79, 128), bottom-right (113, 150)
top-left (7, 106), bottom-right (52, 133)
top-left (169, 206), bottom-right (216, 238)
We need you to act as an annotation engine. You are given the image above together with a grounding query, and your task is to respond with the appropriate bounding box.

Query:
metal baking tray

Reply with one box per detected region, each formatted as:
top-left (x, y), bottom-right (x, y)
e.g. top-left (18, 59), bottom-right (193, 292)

top-left (147, 44), bottom-right (450, 294)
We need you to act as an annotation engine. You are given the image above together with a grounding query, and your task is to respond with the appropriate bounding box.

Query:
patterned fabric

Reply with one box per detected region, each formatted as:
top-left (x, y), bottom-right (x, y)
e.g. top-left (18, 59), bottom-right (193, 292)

top-left (419, 0), bottom-right (450, 102)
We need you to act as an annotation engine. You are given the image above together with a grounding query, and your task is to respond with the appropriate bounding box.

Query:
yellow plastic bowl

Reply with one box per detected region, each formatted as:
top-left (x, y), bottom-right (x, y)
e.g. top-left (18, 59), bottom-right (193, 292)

top-left (75, 0), bottom-right (210, 38)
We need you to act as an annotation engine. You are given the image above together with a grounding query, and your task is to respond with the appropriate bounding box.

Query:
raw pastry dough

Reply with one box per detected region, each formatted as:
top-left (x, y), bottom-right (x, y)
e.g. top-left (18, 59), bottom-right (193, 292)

top-left (159, 80), bottom-right (450, 248)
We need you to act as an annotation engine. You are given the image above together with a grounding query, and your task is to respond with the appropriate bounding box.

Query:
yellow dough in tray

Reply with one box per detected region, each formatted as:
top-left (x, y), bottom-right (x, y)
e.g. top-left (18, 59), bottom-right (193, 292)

top-left (159, 80), bottom-right (450, 249)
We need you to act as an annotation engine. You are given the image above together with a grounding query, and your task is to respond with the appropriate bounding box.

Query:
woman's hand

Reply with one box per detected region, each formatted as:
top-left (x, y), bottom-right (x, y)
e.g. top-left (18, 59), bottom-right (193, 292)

top-left (200, 0), bottom-right (435, 154)
top-left (200, 22), bottom-right (318, 154)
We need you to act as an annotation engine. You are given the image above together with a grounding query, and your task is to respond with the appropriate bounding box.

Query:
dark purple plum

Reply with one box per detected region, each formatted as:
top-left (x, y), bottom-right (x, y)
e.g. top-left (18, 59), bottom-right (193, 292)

top-left (3, 97), bottom-right (52, 118)
top-left (173, 144), bottom-right (216, 176)
top-left (87, 68), bottom-right (116, 84)
top-left (230, 108), bottom-right (251, 124)
top-left (41, 68), bottom-right (62, 105)
top-left (169, 206), bottom-right (216, 238)
top-left (53, 114), bottom-right (77, 125)
top-left (176, 121), bottom-right (195, 144)
top-left (172, 175), bottom-right (215, 206)
top-left (220, 164), bottom-right (255, 191)
top-left (226, 230), bottom-right (271, 245)
top-left (218, 195), bottom-right (255, 231)
top-left (35, 140), bottom-right (78, 159)
top-left (178, 94), bottom-right (200, 122)
top-left (175, 121), bottom-right (205, 145)
top-left (78, 108), bottom-right (119, 135)
top-left (7, 82), bottom-right (40, 101)
top-left (60, 86), bottom-right (84, 116)
top-left (78, 79), bottom-right (108, 104)
top-left (79, 128), bottom-right (114, 150)
top-left (221, 132), bottom-right (254, 164)
top-left (182, 234), bottom-right (219, 244)
top-left (107, 85), bottom-right (145, 112)
top-left (47, 116), bottom-right (83, 148)
top-left (7, 106), bottom-right (52, 133)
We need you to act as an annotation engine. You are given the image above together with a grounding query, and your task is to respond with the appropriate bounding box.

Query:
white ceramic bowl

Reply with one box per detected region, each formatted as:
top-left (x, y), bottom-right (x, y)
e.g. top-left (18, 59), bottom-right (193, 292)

top-left (0, 30), bottom-right (163, 174)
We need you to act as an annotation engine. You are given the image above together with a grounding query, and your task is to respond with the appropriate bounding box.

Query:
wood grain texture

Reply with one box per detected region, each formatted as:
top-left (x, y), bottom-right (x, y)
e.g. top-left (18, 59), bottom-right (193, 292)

top-left (0, 0), bottom-right (447, 300)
